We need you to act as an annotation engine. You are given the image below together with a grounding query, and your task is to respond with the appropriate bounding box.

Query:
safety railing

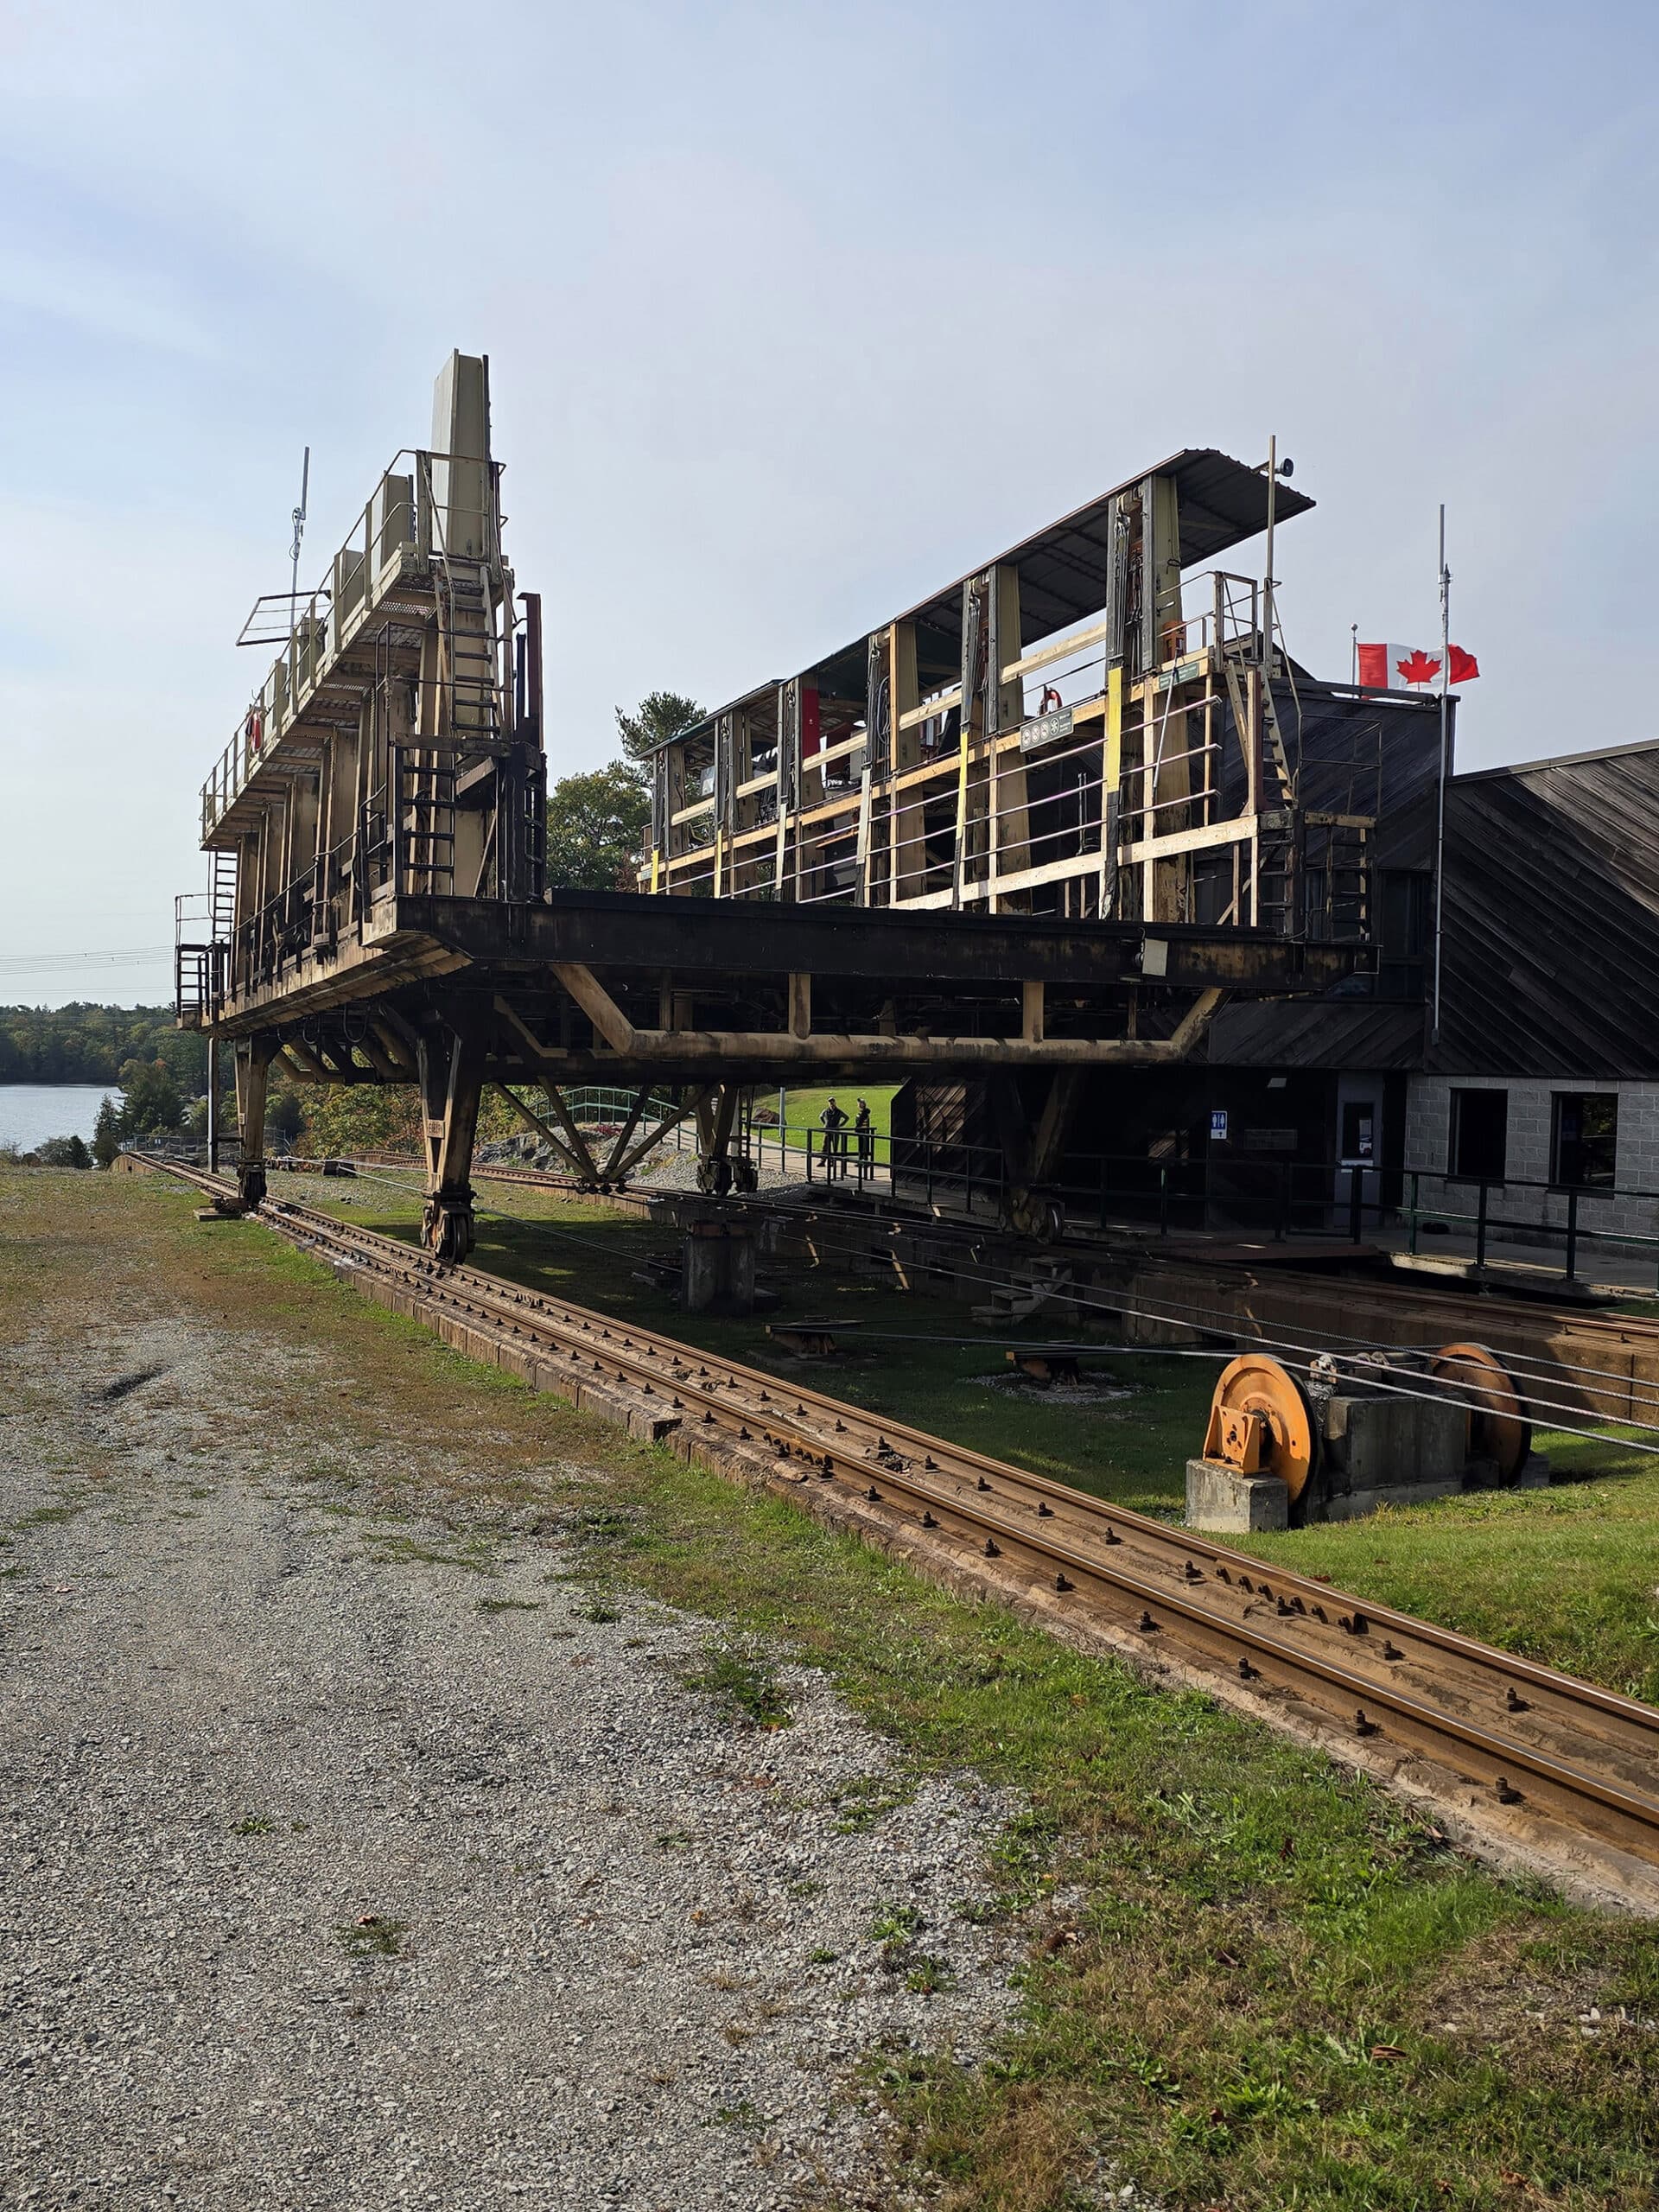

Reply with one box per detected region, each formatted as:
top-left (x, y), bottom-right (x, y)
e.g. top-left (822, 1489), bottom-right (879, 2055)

top-left (1400, 1169), bottom-right (1659, 1287)
top-left (653, 564), bottom-right (1328, 915)
top-left (174, 942), bottom-right (228, 1025)
top-left (173, 889), bottom-right (229, 1023)
top-left (200, 446), bottom-right (505, 842)
top-left (868, 1135), bottom-right (1659, 1287)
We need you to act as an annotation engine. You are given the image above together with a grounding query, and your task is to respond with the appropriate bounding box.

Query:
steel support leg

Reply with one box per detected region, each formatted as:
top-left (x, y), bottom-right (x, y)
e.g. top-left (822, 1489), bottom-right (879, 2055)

top-left (207, 1036), bottom-right (220, 1175)
top-left (989, 1070), bottom-right (1082, 1241)
top-left (695, 1084), bottom-right (740, 1197)
top-left (233, 1037), bottom-right (276, 1207)
top-left (418, 1027), bottom-right (483, 1264)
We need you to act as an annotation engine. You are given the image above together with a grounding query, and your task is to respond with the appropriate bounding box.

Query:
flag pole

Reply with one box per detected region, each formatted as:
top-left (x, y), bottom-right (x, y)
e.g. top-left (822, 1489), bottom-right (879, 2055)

top-left (1431, 504), bottom-right (1451, 1043)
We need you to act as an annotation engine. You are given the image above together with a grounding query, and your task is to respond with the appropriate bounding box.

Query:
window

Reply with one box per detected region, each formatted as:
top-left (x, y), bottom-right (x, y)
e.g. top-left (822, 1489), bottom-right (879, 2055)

top-left (1376, 871), bottom-right (1429, 1000)
top-left (1551, 1093), bottom-right (1618, 1189)
top-left (1449, 1089), bottom-right (1507, 1181)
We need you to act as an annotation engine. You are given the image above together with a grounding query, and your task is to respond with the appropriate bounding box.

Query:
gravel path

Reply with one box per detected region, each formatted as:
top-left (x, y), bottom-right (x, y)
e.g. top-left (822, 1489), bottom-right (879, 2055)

top-left (1, 1312), bottom-right (1020, 2209)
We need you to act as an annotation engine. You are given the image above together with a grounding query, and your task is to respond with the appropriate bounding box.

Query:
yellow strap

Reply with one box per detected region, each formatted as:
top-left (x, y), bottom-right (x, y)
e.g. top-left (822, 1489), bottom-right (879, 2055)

top-left (1105, 665), bottom-right (1122, 792)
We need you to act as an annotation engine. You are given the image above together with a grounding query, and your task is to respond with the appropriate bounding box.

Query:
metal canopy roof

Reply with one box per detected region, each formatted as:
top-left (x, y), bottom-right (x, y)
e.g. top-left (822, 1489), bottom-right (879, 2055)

top-left (659, 447), bottom-right (1313, 750)
top-left (904, 446), bottom-right (1314, 652)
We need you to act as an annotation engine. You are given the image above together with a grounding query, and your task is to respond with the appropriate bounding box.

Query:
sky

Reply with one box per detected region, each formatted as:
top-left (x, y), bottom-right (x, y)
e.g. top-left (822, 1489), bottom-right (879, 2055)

top-left (3, 0), bottom-right (1656, 1007)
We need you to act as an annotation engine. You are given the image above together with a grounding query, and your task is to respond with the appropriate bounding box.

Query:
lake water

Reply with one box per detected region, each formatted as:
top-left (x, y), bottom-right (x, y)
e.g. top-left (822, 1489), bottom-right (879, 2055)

top-left (0, 1084), bottom-right (118, 1150)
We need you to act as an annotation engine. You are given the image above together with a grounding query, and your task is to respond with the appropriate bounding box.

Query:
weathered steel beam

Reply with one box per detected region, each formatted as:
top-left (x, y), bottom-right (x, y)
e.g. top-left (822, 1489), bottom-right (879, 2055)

top-left (408, 892), bottom-right (1360, 994)
top-left (499, 977), bottom-right (1229, 1077)
top-left (491, 1082), bottom-right (590, 1181)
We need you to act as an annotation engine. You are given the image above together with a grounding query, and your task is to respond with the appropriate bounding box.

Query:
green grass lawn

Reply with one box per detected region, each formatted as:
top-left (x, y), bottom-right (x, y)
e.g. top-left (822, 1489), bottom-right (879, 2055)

top-left (755, 1082), bottom-right (899, 1167)
top-left (29, 1162), bottom-right (1656, 2212)
top-left (302, 1171), bottom-right (1659, 1705)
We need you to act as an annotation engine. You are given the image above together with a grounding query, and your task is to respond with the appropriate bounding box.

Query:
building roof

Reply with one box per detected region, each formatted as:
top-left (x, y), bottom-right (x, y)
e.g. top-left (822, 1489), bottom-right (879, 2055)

top-left (898, 447), bottom-right (1313, 654)
top-left (1451, 736), bottom-right (1659, 786)
top-left (1433, 740), bottom-right (1659, 1078)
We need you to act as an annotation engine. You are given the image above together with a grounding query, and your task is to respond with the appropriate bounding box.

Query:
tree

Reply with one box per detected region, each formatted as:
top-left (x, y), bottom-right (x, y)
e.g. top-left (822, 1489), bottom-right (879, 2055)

top-left (92, 1096), bottom-right (121, 1168)
top-left (118, 1058), bottom-right (184, 1136)
top-left (614, 690), bottom-right (702, 767)
top-left (35, 1135), bottom-right (92, 1169)
top-left (546, 760), bottom-right (652, 890)
top-left (267, 1088), bottom-right (304, 1147)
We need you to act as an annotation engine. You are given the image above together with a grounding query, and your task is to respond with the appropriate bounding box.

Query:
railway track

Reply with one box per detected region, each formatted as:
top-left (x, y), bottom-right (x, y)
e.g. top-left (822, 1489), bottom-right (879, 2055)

top-left (452, 1158), bottom-right (1659, 1417)
top-left (141, 1154), bottom-right (1659, 1909)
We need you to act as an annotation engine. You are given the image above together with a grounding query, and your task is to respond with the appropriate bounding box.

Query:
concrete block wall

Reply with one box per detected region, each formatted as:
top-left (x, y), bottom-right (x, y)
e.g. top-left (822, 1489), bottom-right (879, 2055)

top-left (1404, 1075), bottom-right (1659, 1247)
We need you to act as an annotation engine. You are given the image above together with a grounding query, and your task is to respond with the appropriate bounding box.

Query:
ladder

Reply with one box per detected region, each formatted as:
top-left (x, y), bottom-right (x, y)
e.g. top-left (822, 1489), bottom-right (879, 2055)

top-left (1313, 818), bottom-right (1372, 941)
top-left (207, 849), bottom-right (237, 1008)
top-left (397, 750), bottom-right (456, 896)
top-left (210, 848), bottom-right (237, 944)
top-left (1255, 810), bottom-right (1299, 936)
top-left (434, 559), bottom-right (500, 741)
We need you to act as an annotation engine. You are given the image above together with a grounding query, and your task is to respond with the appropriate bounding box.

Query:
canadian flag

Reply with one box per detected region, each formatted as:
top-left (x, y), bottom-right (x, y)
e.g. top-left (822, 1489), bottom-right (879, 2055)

top-left (1357, 641), bottom-right (1479, 690)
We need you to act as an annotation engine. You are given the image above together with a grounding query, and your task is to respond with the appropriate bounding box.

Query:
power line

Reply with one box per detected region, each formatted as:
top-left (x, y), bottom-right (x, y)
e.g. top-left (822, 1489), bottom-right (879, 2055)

top-left (0, 947), bottom-right (172, 976)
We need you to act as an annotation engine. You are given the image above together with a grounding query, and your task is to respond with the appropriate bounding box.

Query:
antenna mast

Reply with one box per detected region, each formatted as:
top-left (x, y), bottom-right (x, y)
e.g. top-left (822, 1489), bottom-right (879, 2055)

top-left (289, 446), bottom-right (310, 631)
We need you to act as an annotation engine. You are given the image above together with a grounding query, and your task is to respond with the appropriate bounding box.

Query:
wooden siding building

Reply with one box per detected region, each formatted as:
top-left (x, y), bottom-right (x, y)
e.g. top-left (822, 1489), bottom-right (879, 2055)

top-left (903, 738), bottom-right (1659, 1240)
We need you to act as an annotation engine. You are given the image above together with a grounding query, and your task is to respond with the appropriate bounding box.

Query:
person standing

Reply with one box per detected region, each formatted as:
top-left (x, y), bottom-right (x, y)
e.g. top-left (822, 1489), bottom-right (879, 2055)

top-left (854, 1098), bottom-right (874, 1180)
top-left (819, 1096), bottom-right (848, 1181)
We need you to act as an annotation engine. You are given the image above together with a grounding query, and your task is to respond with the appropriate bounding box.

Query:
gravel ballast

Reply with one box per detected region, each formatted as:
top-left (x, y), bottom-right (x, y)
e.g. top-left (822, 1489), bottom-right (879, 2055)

top-left (1, 1313), bottom-right (1020, 2210)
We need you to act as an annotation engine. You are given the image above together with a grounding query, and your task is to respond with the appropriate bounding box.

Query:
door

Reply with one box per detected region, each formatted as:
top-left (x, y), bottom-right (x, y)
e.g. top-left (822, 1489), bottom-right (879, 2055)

top-left (1334, 1076), bottom-right (1383, 1232)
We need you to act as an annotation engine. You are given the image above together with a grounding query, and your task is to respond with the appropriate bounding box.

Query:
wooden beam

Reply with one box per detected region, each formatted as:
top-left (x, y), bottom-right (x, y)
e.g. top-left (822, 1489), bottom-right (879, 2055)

top-left (1120, 815), bottom-right (1255, 865)
top-left (280, 1038), bottom-right (331, 1081)
top-left (897, 685), bottom-right (961, 734)
top-left (1000, 617), bottom-right (1111, 686)
top-left (1166, 987), bottom-right (1227, 1057)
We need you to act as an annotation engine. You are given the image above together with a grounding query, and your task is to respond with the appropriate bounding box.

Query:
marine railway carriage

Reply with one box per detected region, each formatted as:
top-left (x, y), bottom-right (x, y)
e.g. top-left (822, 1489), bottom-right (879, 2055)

top-left (177, 353), bottom-right (1448, 1262)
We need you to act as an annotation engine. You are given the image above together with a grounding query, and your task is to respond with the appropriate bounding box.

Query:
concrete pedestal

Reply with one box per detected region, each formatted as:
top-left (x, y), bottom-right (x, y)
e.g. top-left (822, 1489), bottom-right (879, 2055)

top-left (1315, 1390), bottom-right (1467, 1519)
top-left (679, 1222), bottom-right (756, 1315)
top-left (1185, 1459), bottom-right (1289, 1533)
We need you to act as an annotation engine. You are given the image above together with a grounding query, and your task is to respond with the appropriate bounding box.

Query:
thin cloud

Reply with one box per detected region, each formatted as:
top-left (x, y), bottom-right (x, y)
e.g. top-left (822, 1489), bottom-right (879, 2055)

top-left (0, 246), bottom-right (224, 362)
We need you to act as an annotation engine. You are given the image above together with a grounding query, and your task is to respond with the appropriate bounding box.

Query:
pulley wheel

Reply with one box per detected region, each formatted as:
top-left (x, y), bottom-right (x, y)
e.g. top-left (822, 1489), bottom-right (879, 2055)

top-left (1429, 1342), bottom-right (1531, 1479)
top-left (1007, 1189), bottom-right (1065, 1243)
top-left (1205, 1353), bottom-right (1319, 1503)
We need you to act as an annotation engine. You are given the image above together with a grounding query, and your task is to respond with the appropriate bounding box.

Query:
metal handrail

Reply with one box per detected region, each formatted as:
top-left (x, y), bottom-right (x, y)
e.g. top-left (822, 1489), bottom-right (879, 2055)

top-left (200, 444), bottom-right (505, 841)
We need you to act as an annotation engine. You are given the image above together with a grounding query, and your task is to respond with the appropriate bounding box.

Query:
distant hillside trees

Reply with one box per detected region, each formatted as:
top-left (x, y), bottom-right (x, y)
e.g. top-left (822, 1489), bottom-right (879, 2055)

top-left (0, 1005), bottom-right (205, 1089)
top-left (543, 693), bottom-right (701, 891)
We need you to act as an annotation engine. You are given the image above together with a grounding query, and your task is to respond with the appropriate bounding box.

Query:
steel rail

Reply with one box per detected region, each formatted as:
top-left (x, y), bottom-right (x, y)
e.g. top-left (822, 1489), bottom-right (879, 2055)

top-left (650, 1184), bottom-right (1659, 1439)
top-left (452, 1163), bottom-right (1659, 1447)
top-left (254, 1183), bottom-right (1659, 1775)
top-left (469, 1158), bottom-right (1659, 1396)
top-left (138, 1157), bottom-right (1659, 1881)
